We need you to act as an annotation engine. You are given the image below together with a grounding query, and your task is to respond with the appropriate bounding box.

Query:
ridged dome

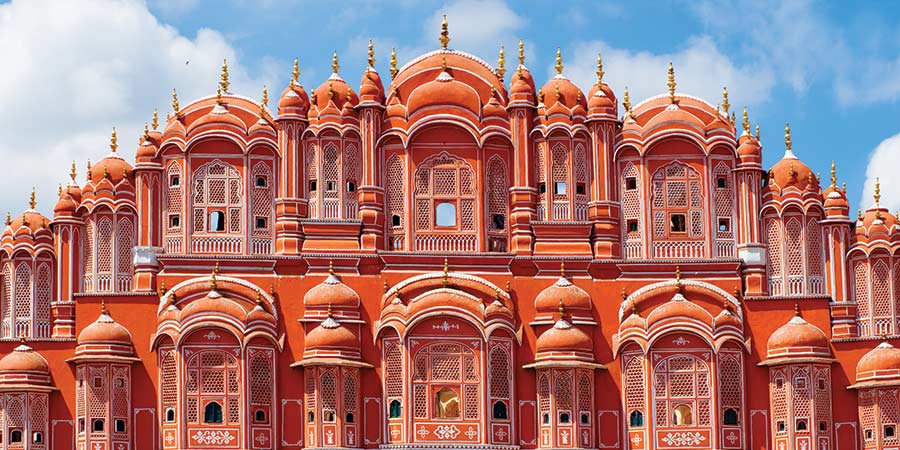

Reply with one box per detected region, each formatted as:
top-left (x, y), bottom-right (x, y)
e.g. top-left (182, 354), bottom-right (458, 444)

top-left (767, 154), bottom-right (819, 195)
top-left (645, 291), bottom-right (713, 326)
top-left (539, 76), bottom-right (586, 111)
top-left (856, 341), bottom-right (900, 386)
top-left (278, 83), bottom-right (310, 115)
top-left (4, 210), bottom-right (51, 237)
top-left (89, 154), bottom-right (133, 186)
top-left (303, 271), bottom-right (360, 309)
top-left (312, 75), bottom-right (357, 113)
top-left (305, 315), bottom-right (358, 352)
top-left (359, 68), bottom-right (385, 103)
top-left (0, 343), bottom-right (50, 375)
top-left (535, 319), bottom-right (592, 354)
top-left (534, 276), bottom-right (591, 313)
top-left (765, 309), bottom-right (831, 361)
top-left (78, 310), bottom-right (133, 346)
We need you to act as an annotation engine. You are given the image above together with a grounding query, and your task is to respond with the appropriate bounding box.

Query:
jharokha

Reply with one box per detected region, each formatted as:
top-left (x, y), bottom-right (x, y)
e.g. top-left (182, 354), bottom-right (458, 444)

top-left (3, 20), bottom-right (900, 450)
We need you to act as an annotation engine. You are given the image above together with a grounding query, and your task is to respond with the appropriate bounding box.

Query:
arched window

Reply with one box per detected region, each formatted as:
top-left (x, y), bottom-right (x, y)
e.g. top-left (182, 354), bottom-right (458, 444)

top-left (630, 410), bottom-right (643, 427)
top-left (92, 419), bottom-right (105, 432)
top-left (723, 408), bottom-right (738, 425)
top-left (164, 161), bottom-right (184, 253)
top-left (492, 401), bottom-right (508, 419)
top-left (485, 155), bottom-right (509, 252)
top-left (343, 144), bottom-right (361, 218)
top-left (10, 429), bottom-right (22, 442)
top-left (622, 354), bottom-right (646, 428)
top-left (650, 162), bottom-right (704, 258)
top-left (250, 161), bottom-right (275, 254)
top-left (204, 402), bottom-right (223, 424)
top-left (13, 262), bottom-right (31, 338)
top-left (712, 161), bottom-right (735, 257)
top-left (653, 354), bottom-right (711, 428)
top-left (412, 153), bottom-right (477, 252)
top-left (192, 160), bottom-right (243, 251)
top-left (209, 211), bottom-right (225, 232)
top-left (673, 404), bottom-right (693, 426)
top-left (165, 408), bottom-right (175, 422)
top-left (116, 216), bottom-right (135, 291)
top-left (385, 155), bottom-right (406, 250)
top-left (434, 388), bottom-right (460, 419)
top-left (306, 144), bottom-right (319, 218)
top-left (410, 341), bottom-right (480, 421)
top-left (765, 217), bottom-right (784, 295)
top-left (389, 400), bottom-right (402, 419)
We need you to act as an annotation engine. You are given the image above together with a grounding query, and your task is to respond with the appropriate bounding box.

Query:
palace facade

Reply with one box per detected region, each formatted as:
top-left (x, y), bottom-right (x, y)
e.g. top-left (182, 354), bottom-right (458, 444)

top-left (1, 20), bottom-right (898, 450)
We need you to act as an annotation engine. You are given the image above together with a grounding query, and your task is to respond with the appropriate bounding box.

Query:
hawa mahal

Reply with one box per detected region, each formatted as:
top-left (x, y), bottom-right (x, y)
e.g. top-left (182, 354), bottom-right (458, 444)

top-left (1, 19), bottom-right (898, 450)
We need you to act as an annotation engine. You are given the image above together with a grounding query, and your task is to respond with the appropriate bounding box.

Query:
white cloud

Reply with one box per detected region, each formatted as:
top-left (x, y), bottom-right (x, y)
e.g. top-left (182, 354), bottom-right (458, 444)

top-left (860, 133), bottom-right (900, 212)
top-left (563, 36), bottom-right (776, 111)
top-left (0, 0), bottom-right (278, 216)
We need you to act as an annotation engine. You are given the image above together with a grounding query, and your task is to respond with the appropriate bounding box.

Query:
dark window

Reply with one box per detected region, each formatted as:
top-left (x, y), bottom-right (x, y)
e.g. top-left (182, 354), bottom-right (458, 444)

top-left (717, 177), bottom-right (727, 189)
top-left (165, 408), bottom-right (175, 423)
top-left (538, 183), bottom-right (546, 194)
top-left (308, 411), bottom-right (315, 423)
top-left (33, 432), bottom-right (42, 443)
top-left (347, 181), bottom-right (356, 192)
top-left (204, 402), bottom-right (223, 424)
top-left (866, 429), bottom-right (874, 440)
top-left (391, 214), bottom-right (401, 228)
top-left (723, 408), bottom-right (738, 425)
top-left (309, 180), bottom-right (317, 192)
top-left (542, 413), bottom-right (550, 424)
top-left (559, 412), bottom-right (570, 424)
top-left (629, 410), bottom-right (643, 427)
top-left (345, 413), bottom-right (354, 423)
top-left (115, 419), bottom-right (125, 433)
top-left (796, 378), bottom-right (807, 389)
top-left (796, 420), bottom-right (807, 431)
top-left (492, 214), bottom-right (505, 230)
top-left (554, 182), bottom-right (567, 195)
top-left (627, 220), bottom-right (638, 233)
top-left (580, 413), bottom-right (590, 425)
top-left (389, 400), bottom-right (402, 418)
top-left (777, 421), bottom-right (786, 432)
top-left (208, 211), bottom-right (225, 232)
top-left (326, 181), bottom-right (337, 192)
top-left (576, 183), bottom-right (586, 195)
top-left (78, 419), bottom-right (85, 432)
top-left (625, 177), bottom-right (637, 190)
top-left (324, 411), bottom-right (335, 422)
top-left (171, 175), bottom-right (180, 187)
top-left (819, 422), bottom-right (827, 432)
top-left (775, 378), bottom-right (784, 389)
top-left (256, 176), bottom-right (267, 187)
top-left (93, 377), bottom-right (102, 388)
top-left (9, 430), bottom-right (21, 443)
top-left (114, 378), bottom-right (124, 388)
top-left (169, 215), bottom-right (180, 228)
top-left (670, 214), bottom-right (686, 232)
top-left (887, 426), bottom-right (896, 437)
top-left (255, 410), bottom-right (266, 423)
top-left (718, 218), bottom-right (730, 232)
top-left (818, 379), bottom-right (827, 390)
top-left (492, 401), bottom-right (507, 420)
top-left (92, 420), bottom-right (104, 432)
top-left (255, 217), bottom-right (267, 229)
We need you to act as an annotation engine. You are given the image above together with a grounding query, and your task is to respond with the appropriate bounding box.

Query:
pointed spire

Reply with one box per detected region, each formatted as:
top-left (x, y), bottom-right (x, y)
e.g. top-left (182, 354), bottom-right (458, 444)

top-left (28, 187), bottom-right (36, 210)
top-left (328, 259), bottom-right (334, 275)
top-left (210, 261), bottom-right (219, 290)
top-left (721, 86), bottom-right (730, 115)
top-left (259, 85), bottom-right (268, 117)
top-left (368, 39), bottom-right (375, 69)
top-left (875, 177), bottom-right (882, 206)
top-left (143, 122), bottom-right (151, 140)
top-left (555, 47), bottom-right (563, 75)
top-left (830, 161), bottom-right (837, 187)
top-left (674, 265), bottom-right (683, 293)
top-left (623, 86), bottom-right (632, 119)
top-left (152, 109), bottom-right (159, 131)
top-left (109, 127), bottom-right (118, 153)
top-left (70, 161), bottom-right (77, 183)
top-left (497, 45), bottom-right (506, 80)
top-left (327, 81), bottom-right (334, 100)
top-left (794, 303), bottom-right (801, 317)
top-left (101, 296), bottom-right (107, 314)
top-left (667, 62), bottom-right (676, 103)
top-left (219, 58), bottom-right (230, 93)
top-left (291, 58), bottom-right (300, 86)
top-left (784, 122), bottom-right (794, 158)
top-left (331, 50), bottom-right (340, 74)
top-left (558, 299), bottom-right (566, 321)
top-left (755, 123), bottom-right (761, 141)
top-left (390, 48), bottom-right (398, 80)
top-left (560, 260), bottom-right (566, 278)
top-left (216, 86), bottom-right (223, 105)
top-left (439, 14), bottom-right (450, 49)
top-left (86, 160), bottom-right (92, 181)
top-left (742, 107), bottom-right (750, 134)
top-left (596, 52), bottom-right (605, 85)
top-left (172, 88), bottom-right (180, 115)
top-left (4, 212), bottom-right (9, 226)
top-left (518, 39), bottom-right (525, 67)
top-left (442, 257), bottom-right (450, 288)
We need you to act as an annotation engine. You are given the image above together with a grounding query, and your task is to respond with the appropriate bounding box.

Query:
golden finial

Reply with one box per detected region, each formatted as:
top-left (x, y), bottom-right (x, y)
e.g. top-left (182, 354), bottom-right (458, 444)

top-left (742, 107), bottom-right (749, 133)
top-left (537, 88), bottom-right (544, 105)
top-left (327, 81), bottom-right (334, 100)
top-left (210, 262), bottom-right (219, 290)
top-left (674, 265), bottom-right (682, 292)
top-left (623, 86), bottom-right (632, 118)
top-left (789, 162), bottom-right (795, 178)
top-left (58, 184), bottom-right (62, 196)
top-left (830, 161), bottom-right (837, 187)
top-left (858, 208), bottom-right (863, 220)
top-left (28, 187), bottom-right (36, 210)
top-left (383, 281), bottom-right (389, 293)
top-left (667, 62), bottom-right (676, 103)
top-left (441, 54), bottom-right (447, 71)
top-left (555, 47), bottom-right (563, 75)
top-left (794, 303), bottom-right (801, 317)
top-left (110, 127), bottom-right (118, 153)
top-left (442, 257), bottom-right (450, 288)
top-left (159, 279), bottom-right (167, 296)
top-left (505, 280), bottom-right (511, 293)
top-left (103, 165), bottom-right (108, 179)
top-left (721, 86), bottom-right (730, 115)
top-left (439, 14), bottom-right (450, 49)
top-left (733, 285), bottom-right (741, 301)
top-left (755, 123), bottom-right (760, 140)
top-left (101, 297), bottom-right (106, 314)
top-left (731, 110), bottom-right (736, 124)
top-left (328, 259), bottom-right (334, 275)
top-left (219, 58), bottom-right (230, 93)
top-left (807, 172), bottom-right (814, 188)
top-left (172, 88), bottom-right (180, 115)
top-left (327, 302), bottom-right (333, 318)
top-left (368, 39), bottom-right (375, 68)
top-left (621, 288), bottom-right (627, 301)
top-left (555, 83), bottom-right (560, 100)
top-left (86, 160), bottom-right (92, 181)
top-left (143, 122), bottom-right (151, 141)
top-left (70, 161), bottom-right (77, 182)
top-left (875, 177), bottom-right (882, 206)
top-left (291, 58), bottom-right (300, 86)
top-left (256, 290), bottom-right (263, 306)
top-left (518, 39), bottom-right (525, 66)
top-left (497, 45), bottom-right (506, 80)
top-left (390, 48), bottom-right (398, 80)
top-left (4, 212), bottom-right (9, 226)
top-left (260, 85), bottom-right (268, 116)
top-left (596, 52), bottom-right (604, 85)
top-left (560, 260), bottom-right (566, 278)
top-left (332, 50), bottom-right (340, 74)
top-left (843, 182), bottom-right (847, 192)
top-left (216, 87), bottom-right (223, 105)
top-left (558, 299), bottom-right (566, 320)
top-left (784, 122), bottom-right (792, 152)
top-left (152, 109), bottom-right (159, 131)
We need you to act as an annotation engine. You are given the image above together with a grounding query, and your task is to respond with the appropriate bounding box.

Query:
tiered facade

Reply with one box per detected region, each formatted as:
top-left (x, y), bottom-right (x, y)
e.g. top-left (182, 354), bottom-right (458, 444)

top-left (1, 22), bottom-right (899, 450)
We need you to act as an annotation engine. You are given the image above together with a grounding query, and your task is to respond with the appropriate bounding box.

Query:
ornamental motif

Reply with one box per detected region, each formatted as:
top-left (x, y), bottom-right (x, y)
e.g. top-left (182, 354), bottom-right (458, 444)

top-left (191, 430), bottom-right (236, 445)
top-left (433, 424), bottom-right (461, 439)
top-left (660, 431), bottom-right (706, 446)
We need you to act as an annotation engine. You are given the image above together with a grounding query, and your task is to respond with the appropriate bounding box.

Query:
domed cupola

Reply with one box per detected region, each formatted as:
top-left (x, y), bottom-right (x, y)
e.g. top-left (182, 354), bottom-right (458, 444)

top-left (88, 128), bottom-right (134, 188)
top-left (851, 340), bottom-right (900, 388)
top-left (736, 107), bottom-right (762, 165)
top-left (533, 263), bottom-right (592, 323)
top-left (277, 58), bottom-right (311, 119)
top-left (302, 262), bottom-right (361, 320)
top-left (586, 53), bottom-right (617, 118)
top-left (0, 341), bottom-right (52, 390)
top-left (309, 52), bottom-right (359, 125)
top-left (855, 178), bottom-right (899, 242)
top-left (823, 162), bottom-right (850, 218)
top-left (525, 303), bottom-right (602, 370)
top-left (537, 48), bottom-right (586, 125)
top-left (162, 90), bottom-right (188, 140)
top-left (509, 40), bottom-right (536, 106)
top-left (359, 40), bottom-right (386, 105)
top-left (70, 303), bottom-right (137, 363)
top-left (764, 123), bottom-right (821, 199)
top-left (2, 189), bottom-right (53, 250)
top-left (760, 305), bottom-right (834, 366)
top-left (302, 308), bottom-right (361, 358)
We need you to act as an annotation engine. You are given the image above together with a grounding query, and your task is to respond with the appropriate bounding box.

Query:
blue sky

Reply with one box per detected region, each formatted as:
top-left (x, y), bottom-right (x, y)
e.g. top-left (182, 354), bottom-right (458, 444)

top-left (2, 0), bottom-right (900, 216)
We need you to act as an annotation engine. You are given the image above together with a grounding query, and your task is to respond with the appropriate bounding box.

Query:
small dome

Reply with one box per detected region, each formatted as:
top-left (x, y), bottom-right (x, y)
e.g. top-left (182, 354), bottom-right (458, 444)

top-left (482, 95), bottom-right (506, 120)
top-left (767, 154), bottom-right (819, 195)
top-left (5, 210), bottom-right (51, 237)
top-left (303, 271), bottom-right (360, 309)
top-left (539, 76), bottom-right (586, 111)
top-left (312, 75), bottom-right (358, 113)
top-left (587, 82), bottom-right (616, 114)
top-left (737, 132), bottom-right (762, 164)
top-left (534, 276), bottom-right (591, 313)
top-left (90, 154), bottom-right (133, 186)
top-left (78, 310), bottom-right (133, 346)
top-left (823, 185), bottom-right (850, 217)
top-left (714, 309), bottom-right (742, 331)
top-left (0, 343), bottom-right (50, 376)
top-left (359, 68), bottom-right (385, 103)
top-left (509, 67), bottom-right (536, 103)
top-left (765, 309), bottom-right (831, 361)
top-left (305, 315), bottom-right (358, 352)
top-left (248, 116), bottom-right (276, 137)
top-left (535, 319), bottom-right (592, 354)
top-left (54, 186), bottom-right (81, 216)
top-left (278, 83), bottom-right (310, 116)
top-left (856, 341), bottom-right (900, 386)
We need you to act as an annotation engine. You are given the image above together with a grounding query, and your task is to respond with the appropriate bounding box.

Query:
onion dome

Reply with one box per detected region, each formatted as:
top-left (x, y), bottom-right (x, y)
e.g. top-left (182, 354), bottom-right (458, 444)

top-left (854, 178), bottom-right (899, 241)
top-left (54, 188), bottom-right (78, 216)
top-left (136, 112), bottom-right (162, 162)
top-left (89, 128), bottom-right (134, 185)
top-left (534, 264), bottom-right (591, 318)
top-left (310, 52), bottom-right (358, 119)
top-left (587, 53), bottom-right (617, 116)
top-left (295, 307), bottom-right (370, 368)
top-left (735, 108), bottom-right (762, 165)
top-left (482, 89), bottom-right (507, 122)
top-left (714, 307), bottom-right (742, 331)
top-left (764, 123), bottom-right (820, 196)
top-left (187, 100), bottom-right (246, 134)
top-left (0, 343), bottom-right (52, 389)
top-left (303, 263), bottom-right (361, 311)
top-left (70, 304), bottom-right (138, 364)
top-left (278, 59), bottom-right (311, 118)
top-left (508, 40), bottom-right (536, 105)
top-left (852, 340), bottom-right (900, 388)
top-left (524, 304), bottom-right (600, 370)
top-left (761, 305), bottom-right (833, 366)
top-left (359, 40), bottom-right (386, 104)
top-left (823, 163), bottom-right (850, 218)
top-left (539, 48), bottom-right (586, 113)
